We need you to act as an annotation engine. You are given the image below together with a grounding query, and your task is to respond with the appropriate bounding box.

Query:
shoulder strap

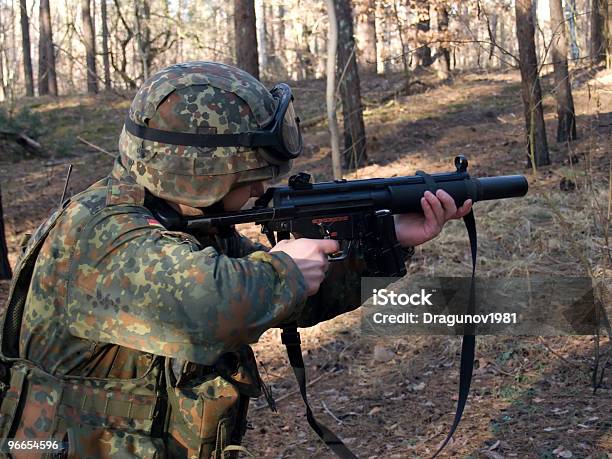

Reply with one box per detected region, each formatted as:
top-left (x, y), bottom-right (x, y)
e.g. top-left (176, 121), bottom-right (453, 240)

top-left (1, 202), bottom-right (71, 359)
top-left (281, 186), bottom-right (478, 458)
top-left (431, 210), bottom-right (477, 458)
top-left (281, 326), bottom-right (357, 459)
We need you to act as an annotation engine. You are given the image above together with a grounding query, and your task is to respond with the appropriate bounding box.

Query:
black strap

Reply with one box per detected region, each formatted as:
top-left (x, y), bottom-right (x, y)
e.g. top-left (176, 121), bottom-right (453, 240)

top-left (431, 209), bottom-right (477, 457)
top-left (416, 170), bottom-right (437, 191)
top-left (281, 209), bottom-right (477, 459)
top-left (124, 116), bottom-right (277, 148)
top-left (281, 326), bottom-right (358, 459)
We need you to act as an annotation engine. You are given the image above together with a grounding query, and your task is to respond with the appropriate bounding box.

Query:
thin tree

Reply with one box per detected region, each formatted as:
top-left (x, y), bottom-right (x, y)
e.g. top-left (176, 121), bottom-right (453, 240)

top-left (326, 0), bottom-right (342, 179)
top-left (101, 0), bottom-right (111, 89)
top-left (590, 0), bottom-right (607, 65)
top-left (255, 0), bottom-right (267, 76)
top-left (435, 3), bottom-right (451, 79)
top-left (82, 0), bottom-right (98, 93)
top-left (549, 0), bottom-right (577, 142)
top-left (334, 0), bottom-right (367, 168)
top-left (38, 0), bottom-right (58, 96)
top-left (355, 0), bottom-right (377, 73)
top-left (19, 0), bottom-right (34, 96)
top-left (234, 0), bottom-right (259, 79)
top-left (0, 186), bottom-right (11, 280)
top-left (515, 0), bottom-right (550, 166)
top-left (415, 0), bottom-right (432, 67)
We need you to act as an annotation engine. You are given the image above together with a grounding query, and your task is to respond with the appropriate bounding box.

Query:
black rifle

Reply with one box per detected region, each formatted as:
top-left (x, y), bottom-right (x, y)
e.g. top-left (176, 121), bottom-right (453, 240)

top-left (152, 155), bottom-right (528, 458)
top-left (157, 155), bottom-right (527, 277)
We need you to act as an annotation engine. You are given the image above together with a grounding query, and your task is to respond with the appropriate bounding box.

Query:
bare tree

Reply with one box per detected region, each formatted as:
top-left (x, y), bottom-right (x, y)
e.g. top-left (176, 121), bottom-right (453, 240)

top-left (101, 0), bottom-right (111, 89)
top-left (255, 0), bottom-right (267, 76)
top-left (326, 0), bottom-right (342, 179)
top-left (334, 0), bottom-right (367, 168)
top-left (19, 0), bottom-right (34, 96)
top-left (355, 0), bottom-right (377, 73)
top-left (515, 0), bottom-right (550, 166)
top-left (38, 0), bottom-right (58, 96)
top-left (590, 0), bottom-right (607, 65)
top-left (234, 0), bottom-right (259, 78)
top-left (549, 0), bottom-right (577, 142)
top-left (82, 0), bottom-right (98, 93)
top-left (435, 3), bottom-right (451, 79)
top-left (415, 0), bottom-right (432, 67)
top-left (391, 0), bottom-right (410, 79)
top-left (0, 186), bottom-right (11, 280)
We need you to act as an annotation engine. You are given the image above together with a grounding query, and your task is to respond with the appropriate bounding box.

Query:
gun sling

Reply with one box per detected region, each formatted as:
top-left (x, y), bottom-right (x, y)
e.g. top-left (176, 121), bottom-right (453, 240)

top-left (281, 171), bottom-right (478, 459)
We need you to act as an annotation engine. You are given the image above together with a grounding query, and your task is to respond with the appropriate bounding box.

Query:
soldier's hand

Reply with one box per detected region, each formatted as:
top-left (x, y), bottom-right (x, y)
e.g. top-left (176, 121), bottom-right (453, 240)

top-left (270, 238), bottom-right (340, 296)
top-left (394, 190), bottom-right (472, 247)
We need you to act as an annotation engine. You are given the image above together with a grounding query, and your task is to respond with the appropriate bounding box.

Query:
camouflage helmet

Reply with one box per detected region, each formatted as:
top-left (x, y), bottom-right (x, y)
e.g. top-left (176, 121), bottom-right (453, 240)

top-left (117, 61), bottom-right (294, 207)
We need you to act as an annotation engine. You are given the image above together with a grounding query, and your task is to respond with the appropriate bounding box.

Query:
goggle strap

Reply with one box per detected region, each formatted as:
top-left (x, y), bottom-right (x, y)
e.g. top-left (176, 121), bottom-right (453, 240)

top-left (124, 116), bottom-right (279, 148)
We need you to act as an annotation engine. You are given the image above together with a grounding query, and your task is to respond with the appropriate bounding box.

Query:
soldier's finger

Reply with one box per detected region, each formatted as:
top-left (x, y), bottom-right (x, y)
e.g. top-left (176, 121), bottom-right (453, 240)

top-left (421, 196), bottom-right (435, 224)
top-left (436, 189), bottom-right (457, 219)
top-left (318, 239), bottom-right (341, 254)
top-left (424, 191), bottom-right (445, 226)
top-left (455, 199), bottom-right (473, 218)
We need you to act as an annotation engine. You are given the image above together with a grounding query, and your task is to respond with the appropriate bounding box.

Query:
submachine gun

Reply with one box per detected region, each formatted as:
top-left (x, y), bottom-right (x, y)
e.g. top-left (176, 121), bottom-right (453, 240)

top-left (154, 155), bottom-right (529, 458)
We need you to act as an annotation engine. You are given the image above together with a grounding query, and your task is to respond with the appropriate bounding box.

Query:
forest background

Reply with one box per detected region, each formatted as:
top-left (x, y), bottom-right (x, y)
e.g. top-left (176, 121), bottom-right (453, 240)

top-left (0, 0), bottom-right (611, 457)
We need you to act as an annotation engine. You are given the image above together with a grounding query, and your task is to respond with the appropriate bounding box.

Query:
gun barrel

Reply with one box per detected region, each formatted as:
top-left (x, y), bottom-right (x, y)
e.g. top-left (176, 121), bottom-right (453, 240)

top-left (386, 174), bottom-right (528, 214)
top-left (476, 175), bottom-right (528, 202)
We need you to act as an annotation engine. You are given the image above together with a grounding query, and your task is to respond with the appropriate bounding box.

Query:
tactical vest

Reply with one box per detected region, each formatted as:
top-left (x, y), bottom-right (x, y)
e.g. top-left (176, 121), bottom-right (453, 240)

top-left (0, 177), bottom-right (262, 458)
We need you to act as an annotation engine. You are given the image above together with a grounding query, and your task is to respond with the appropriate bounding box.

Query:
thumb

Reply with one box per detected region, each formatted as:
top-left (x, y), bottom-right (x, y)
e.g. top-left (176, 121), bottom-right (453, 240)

top-left (318, 239), bottom-right (341, 254)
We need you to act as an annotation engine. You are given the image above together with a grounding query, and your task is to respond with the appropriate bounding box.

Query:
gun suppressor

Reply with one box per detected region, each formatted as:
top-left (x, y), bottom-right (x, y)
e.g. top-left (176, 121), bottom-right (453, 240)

top-left (274, 174), bottom-right (529, 215)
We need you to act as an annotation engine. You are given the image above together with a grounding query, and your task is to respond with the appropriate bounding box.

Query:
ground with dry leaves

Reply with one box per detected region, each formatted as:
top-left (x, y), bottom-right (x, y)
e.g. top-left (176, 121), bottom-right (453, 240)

top-left (0, 67), bottom-right (610, 458)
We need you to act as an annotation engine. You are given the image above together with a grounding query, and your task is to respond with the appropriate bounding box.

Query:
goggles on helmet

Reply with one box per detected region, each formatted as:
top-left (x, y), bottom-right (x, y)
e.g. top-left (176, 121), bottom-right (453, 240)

top-left (124, 83), bottom-right (303, 162)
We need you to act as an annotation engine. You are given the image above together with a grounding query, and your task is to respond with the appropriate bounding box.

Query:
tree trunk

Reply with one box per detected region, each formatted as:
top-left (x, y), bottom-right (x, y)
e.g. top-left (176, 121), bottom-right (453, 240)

top-left (549, 0), bottom-right (577, 142)
top-left (515, 0), bottom-right (550, 166)
top-left (391, 0), bottom-right (410, 79)
top-left (415, 0), bottom-right (432, 67)
top-left (19, 0), bottom-right (34, 97)
top-left (565, 0), bottom-right (580, 60)
top-left (134, 0), bottom-right (153, 81)
top-left (435, 4), bottom-right (451, 79)
top-left (255, 0), bottom-right (267, 76)
top-left (234, 0), bottom-right (259, 79)
top-left (82, 0), bottom-right (98, 93)
top-left (101, 0), bottom-right (111, 89)
top-left (355, 0), bottom-right (377, 74)
top-left (605, 0), bottom-right (612, 68)
top-left (326, 0), bottom-right (342, 179)
top-left (590, 0), bottom-right (607, 65)
top-left (334, 0), bottom-right (367, 168)
top-left (38, 0), bottom-right (57, 96)
top-left (0, 186), bottom-right (11, 280)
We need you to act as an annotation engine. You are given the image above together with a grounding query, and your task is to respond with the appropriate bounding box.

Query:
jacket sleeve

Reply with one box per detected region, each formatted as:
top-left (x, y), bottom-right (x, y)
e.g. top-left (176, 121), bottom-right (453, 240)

top-left (235, 230), bottom-right (372, 328)
top-left (286, 248), bottom-right (369, 328)
top-left (65, 211), bottom-right (308, 366)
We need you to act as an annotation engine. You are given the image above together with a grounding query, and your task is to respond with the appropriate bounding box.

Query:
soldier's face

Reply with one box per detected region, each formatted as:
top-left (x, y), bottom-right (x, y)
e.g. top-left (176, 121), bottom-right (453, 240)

top-left (222, 181), bottom-right (266, 211)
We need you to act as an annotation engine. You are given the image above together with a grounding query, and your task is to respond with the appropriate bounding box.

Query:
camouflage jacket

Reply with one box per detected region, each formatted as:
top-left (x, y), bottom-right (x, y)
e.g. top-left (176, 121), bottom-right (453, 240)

top-left (0, 159), bottom-right (365, 458)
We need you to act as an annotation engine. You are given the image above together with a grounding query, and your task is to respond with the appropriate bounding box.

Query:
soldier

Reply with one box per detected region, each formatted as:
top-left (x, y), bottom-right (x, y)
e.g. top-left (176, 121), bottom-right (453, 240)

top-left (0, 62), bottom-right (471, 458)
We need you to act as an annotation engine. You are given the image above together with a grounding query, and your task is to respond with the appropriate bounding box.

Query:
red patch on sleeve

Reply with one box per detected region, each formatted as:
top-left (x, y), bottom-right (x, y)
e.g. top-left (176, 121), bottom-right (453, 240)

top-left (146, 217), bottom-right (162, 226)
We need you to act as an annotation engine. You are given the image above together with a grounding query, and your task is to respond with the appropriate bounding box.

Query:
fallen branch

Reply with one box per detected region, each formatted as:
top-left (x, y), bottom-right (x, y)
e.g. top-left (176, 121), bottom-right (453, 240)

top-left (322, 400), bottom-right (343, 425)
top-left (301, 114), bottom-right (327, 129)
top-left (253, 369), bottom-right (340, 411)
top-left (76, 136), bottom-right (115, 157)
top-left (0, 129), bottom-right (44, 155)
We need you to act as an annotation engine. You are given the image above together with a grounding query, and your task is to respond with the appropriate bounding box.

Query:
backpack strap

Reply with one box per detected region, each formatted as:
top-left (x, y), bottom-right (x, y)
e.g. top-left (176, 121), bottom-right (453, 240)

top-left (0, 201), bottom-right (71, 360)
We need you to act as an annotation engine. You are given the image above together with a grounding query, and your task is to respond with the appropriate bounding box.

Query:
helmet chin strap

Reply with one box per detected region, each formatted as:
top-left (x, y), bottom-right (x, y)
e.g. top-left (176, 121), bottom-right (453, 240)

top-left (199, 200), bottom-right (225, 215)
